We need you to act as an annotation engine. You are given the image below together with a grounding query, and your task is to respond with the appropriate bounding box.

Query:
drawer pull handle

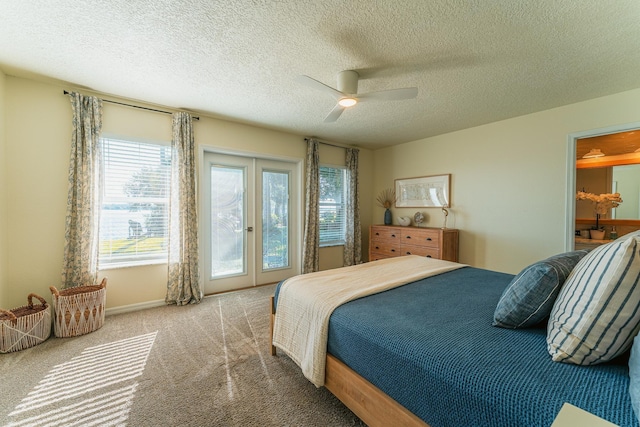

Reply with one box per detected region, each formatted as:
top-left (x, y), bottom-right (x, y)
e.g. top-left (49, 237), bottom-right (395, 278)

top-left (375, 232), bottom-right (380, 236)
top-left (406, 252), bottom-right (412, 255)
top-left (375, 246), bottom-right (380, 249)
top-left (426, 238), bottom-right (432, 241)
top-left (391, 234), bottom-right (396, 237)
top-left (426, 255), bottom-right (432, 258)
top-left (391, 249), bottom-right (395, 252)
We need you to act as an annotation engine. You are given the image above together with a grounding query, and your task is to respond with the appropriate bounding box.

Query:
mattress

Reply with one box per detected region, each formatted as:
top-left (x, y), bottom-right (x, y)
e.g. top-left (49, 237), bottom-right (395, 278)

top-left (276, 266), bottom-right (637, 426)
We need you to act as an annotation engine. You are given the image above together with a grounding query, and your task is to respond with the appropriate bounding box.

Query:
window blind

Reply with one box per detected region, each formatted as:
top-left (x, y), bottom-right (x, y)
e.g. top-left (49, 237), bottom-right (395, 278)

top-left (319, 166), bottom-right (347, 245)
top-left (99, 137), bottom-right (171, 265)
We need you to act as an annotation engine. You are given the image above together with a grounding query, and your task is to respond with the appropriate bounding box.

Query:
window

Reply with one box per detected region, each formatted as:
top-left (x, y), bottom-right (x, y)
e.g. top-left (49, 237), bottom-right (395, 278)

top-left (99, 137), bottom-right (171, 266)
top-left (319, 166), bottom-right (347, 246)
top-left (262, 169), bottom-right (290, 269)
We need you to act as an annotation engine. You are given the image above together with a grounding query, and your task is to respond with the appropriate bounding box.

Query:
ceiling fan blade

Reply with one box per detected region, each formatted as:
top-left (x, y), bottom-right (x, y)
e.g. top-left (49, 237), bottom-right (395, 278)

top-left (296, 75), bottom-right (344, 100)
top-left (324, 104), bottom-right (346, 123)
top-left (357, 87), bottom-right (418, 102)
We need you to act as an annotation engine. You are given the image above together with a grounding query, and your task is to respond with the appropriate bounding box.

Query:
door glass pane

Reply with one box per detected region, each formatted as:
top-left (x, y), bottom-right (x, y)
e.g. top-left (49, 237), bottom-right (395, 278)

top-left (262, 170), bottom-right (289, 270)
top-left (210, 165), bottom-right (245, 278)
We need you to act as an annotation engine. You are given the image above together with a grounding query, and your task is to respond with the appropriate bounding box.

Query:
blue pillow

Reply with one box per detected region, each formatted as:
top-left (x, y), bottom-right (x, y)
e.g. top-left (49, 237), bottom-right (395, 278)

top-left (630, 335), bottom-right (640, 424)
top-left (493, 250), bottom-right (589, 329)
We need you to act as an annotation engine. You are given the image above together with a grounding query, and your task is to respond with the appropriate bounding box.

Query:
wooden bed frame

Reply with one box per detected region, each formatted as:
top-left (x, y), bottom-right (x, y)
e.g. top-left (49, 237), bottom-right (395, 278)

top-left (270, 296), bottom-right (428, 427)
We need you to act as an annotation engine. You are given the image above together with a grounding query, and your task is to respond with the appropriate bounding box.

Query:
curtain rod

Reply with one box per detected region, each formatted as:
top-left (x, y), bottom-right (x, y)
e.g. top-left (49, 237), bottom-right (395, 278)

top-left (304, 137), bottom-right (355, 150)
top-left (63, 90), bottom-right (200, 120)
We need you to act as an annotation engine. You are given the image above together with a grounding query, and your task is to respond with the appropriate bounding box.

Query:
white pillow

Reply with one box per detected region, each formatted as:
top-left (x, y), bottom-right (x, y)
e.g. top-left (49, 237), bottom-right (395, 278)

top-left (547, 235), bottom-right (640, 365)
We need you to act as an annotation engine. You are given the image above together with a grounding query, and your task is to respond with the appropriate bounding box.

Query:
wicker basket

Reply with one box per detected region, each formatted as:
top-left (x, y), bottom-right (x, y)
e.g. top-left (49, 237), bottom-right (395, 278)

top-left (50, 278), bottom-right (107, 338)
top-left (0, 293), bottom-right (51, 353)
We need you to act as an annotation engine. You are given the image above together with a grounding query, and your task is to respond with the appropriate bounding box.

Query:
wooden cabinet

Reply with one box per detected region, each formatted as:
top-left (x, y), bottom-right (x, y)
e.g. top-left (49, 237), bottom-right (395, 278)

top-left (369, 225), bottom-right (459, 262)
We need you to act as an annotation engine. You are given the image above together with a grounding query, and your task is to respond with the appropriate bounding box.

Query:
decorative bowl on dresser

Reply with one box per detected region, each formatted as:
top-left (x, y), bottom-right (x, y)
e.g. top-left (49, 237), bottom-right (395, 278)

top-left (369, 225), bottom-right (459, 262)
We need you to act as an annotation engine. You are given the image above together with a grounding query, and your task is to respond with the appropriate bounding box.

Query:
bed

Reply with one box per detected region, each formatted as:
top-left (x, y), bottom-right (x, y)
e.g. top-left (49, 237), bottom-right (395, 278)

top-left (270, 252), bottom-right (640, 427)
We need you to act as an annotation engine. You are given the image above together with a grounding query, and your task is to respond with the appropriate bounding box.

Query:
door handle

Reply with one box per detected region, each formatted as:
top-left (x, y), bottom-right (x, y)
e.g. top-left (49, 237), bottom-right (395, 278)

top-left (246, 227), bottom-right (253, 232)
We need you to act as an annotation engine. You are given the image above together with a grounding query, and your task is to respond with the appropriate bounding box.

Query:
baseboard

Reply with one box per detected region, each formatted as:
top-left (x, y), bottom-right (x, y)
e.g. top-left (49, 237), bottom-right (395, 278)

top-left (105, 299), bottom-right (166, 316)
top-left (104, 283), bottom-right (277, 316)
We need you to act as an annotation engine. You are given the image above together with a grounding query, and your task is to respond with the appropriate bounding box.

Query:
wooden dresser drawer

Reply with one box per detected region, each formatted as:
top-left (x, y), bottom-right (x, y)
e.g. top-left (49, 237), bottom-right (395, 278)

top-left (369, 243), bottom-right (402, 258)
top-left (401, 228), bottom-right (440, 247)
top-left (401, 244), bottom-right (440, 258)
top-left (370, 251), bottom-right (399, 261)
top-left (370, 226), bottom-right (402, 242)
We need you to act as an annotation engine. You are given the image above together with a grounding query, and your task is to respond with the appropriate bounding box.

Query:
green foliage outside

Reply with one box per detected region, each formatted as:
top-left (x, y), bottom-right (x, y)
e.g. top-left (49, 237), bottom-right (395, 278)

top-left (263, 172), bottom-right (289, 269)
top-left (318, 167), bottom-right (345, 237)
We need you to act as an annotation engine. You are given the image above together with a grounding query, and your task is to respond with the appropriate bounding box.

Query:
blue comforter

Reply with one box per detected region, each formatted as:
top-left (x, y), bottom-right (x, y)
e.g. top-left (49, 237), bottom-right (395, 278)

top-left (276, 267), bottom-right (637, 426)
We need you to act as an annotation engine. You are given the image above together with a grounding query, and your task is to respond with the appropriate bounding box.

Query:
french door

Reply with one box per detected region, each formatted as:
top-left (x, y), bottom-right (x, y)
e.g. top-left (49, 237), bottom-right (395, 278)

top-left (202, 152), bottom-right (299, 294)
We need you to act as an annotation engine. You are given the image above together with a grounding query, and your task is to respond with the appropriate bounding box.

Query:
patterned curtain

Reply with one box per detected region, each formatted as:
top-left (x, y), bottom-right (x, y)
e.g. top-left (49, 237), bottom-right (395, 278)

top-left (61, 92), bottom-right (103, 288)
top-left (302, 138), bottom-right (320, 273)
top-left (344, 148), bottom-right (361, 266)
top-left (166, 112), bottom-right (202, 305)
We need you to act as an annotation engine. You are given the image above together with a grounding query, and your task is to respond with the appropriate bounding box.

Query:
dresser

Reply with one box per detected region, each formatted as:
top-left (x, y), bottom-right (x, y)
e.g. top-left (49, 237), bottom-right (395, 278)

top-left (369, 225), bottom-right (459, 262)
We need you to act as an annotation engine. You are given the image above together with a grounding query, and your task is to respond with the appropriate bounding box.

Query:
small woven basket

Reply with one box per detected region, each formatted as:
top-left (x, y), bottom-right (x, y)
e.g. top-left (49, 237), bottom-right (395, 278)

top-left (0, 293), bottom-right (51, 353)
top-left (50, 278), bottom-right (107, 338)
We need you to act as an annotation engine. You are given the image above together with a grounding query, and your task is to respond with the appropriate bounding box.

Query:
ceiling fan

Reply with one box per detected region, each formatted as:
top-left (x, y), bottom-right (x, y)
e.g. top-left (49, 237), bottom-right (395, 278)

top-left (296, 70), bottom-right (418, 123)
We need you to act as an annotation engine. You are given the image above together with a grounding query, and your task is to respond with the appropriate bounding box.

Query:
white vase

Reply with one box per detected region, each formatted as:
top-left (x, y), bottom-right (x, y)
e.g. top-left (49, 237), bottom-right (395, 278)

top-left (590, 229), bottom-right (606, 240)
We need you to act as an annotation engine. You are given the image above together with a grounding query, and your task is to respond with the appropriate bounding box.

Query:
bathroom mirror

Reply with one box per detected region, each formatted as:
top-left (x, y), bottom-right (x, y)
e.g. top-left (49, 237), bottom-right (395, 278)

top-left (576, 164), bottom-right (640, 219)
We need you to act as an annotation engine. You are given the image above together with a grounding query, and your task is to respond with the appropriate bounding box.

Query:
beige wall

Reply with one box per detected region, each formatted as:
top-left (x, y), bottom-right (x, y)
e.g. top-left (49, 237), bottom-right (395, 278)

top-left (373, 88), bottom-right (640, 274)
top-left (5, 77), bottom-right (73, 311)
top-left (3, 76), bottom-right (374, 310)
top-left (0, 69), bottom-right (6, 306)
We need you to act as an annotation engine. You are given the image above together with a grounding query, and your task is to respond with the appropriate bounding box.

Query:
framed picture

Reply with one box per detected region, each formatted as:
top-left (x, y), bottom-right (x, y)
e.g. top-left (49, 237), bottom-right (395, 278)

top-left (395, 174), bottom-right (451, 208)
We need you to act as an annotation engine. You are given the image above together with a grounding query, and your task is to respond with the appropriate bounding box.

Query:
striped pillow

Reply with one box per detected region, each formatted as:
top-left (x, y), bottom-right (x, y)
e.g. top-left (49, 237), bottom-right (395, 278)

top-left (547, 235), bottom-right (640, 365)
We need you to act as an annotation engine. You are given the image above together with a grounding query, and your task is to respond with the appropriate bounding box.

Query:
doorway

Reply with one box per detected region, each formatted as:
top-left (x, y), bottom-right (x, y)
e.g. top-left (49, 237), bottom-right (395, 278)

top-left (202, 152), bottom-right (300, 294)
top-left (566, 123), bottom-right (640, 250)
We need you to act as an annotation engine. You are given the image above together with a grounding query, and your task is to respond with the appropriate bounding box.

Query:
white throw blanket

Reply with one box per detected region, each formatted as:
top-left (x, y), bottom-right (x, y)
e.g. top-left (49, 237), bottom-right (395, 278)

top-left (272, 255), bottom-right (465, 387)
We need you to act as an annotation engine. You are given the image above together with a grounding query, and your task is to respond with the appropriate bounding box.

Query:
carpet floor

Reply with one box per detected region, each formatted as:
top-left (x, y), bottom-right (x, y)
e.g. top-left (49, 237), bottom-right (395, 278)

top-left (0, 284), bottom-right (366, 426)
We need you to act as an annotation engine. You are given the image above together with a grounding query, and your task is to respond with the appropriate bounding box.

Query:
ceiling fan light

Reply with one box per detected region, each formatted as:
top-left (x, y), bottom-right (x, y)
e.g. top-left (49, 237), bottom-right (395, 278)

top-left (338, 97), bottom-right (357, 107)
top-left (583, 148), bottom-right (605, 158)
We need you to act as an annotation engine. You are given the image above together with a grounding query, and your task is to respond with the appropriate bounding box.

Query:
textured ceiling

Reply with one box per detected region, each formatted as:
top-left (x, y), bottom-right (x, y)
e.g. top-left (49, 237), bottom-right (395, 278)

top-left (1, 1), bottom-right (640, 149)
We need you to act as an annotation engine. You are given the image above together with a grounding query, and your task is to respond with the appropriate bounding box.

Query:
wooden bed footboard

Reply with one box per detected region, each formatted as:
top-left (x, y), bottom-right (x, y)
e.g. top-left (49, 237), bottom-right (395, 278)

top-left (270, 296), bottom-right (429, 427)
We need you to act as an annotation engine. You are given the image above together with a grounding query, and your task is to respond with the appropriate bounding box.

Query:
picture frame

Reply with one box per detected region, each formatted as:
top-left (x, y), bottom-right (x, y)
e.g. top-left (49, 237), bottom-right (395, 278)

top-left (395, 174), bottom-right (451, 208)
